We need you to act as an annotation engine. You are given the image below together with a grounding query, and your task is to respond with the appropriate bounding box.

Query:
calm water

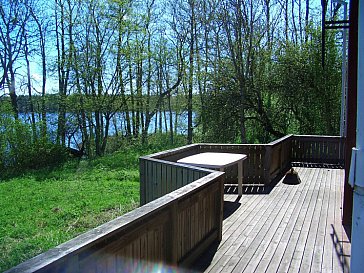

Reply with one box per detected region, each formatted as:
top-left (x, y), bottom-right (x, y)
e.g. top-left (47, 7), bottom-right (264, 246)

top-left (18, 111), bottom-right (195, 148)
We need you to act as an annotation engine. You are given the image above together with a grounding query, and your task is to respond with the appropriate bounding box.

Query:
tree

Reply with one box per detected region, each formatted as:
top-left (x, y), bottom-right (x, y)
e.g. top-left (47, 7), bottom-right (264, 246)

top-left (54, 0), bottom-right (72, 145)
top-left (28, 2), bottom-right (50, 137)
top-left (0, 0), bottom-right (30, 119)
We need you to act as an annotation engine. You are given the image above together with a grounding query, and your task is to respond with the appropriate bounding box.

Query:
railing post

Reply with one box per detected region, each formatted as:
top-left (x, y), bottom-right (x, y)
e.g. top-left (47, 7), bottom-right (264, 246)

top-left (279, 143), bottom-right (283, 173)
top-left (139, 158), bottom-right (146, 206)
top-left (217, 175), bottom-right (224, 241)
top-left (168, 201), bottom-right (179, 265)
top-left (264, 145), bottom-right (272, 185)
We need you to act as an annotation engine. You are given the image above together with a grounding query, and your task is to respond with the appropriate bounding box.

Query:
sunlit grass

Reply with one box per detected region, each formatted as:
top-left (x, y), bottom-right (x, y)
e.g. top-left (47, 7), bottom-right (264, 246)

top-left (0, 134), bottom-right (186, 272)
top-left (0, 160), bottom-right (138, 271)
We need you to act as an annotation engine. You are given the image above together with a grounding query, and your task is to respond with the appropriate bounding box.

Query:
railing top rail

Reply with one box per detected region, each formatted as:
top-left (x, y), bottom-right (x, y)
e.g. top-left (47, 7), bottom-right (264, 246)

top-left (144, 135), bottom-right (344, 161)
top-left (6, 171), bottom-right (224, 273)
top-left (198, 143), bottom-right (267, 147)
top-left (292, 134), bottom-right (343, 139)
top-left (144, 144), bottom-right (199, 159)
top-left (143, 135), bottom-right (345, 160)
top-left (140, 156), bottom-right (216, 173)
top-left (267, 134), bottom-right (294, 146)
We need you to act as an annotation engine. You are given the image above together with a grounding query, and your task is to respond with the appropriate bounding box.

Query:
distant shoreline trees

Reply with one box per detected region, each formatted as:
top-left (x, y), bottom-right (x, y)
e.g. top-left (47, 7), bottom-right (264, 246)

top-left (1, 0), bottom-right (342, 165)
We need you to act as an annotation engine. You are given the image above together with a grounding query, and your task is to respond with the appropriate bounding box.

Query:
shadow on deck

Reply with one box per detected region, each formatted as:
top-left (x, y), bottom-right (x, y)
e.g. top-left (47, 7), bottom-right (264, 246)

top-left (191, 167), bottom-right (351, 273)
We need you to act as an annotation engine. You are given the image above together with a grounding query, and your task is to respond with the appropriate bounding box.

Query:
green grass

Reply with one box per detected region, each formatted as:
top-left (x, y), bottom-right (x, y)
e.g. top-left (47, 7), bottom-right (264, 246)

top-left (0, 134), bottom-right (186, 272)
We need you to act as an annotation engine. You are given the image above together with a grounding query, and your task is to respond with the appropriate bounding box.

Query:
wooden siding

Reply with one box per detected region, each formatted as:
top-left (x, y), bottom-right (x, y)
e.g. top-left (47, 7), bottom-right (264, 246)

top-left (6, 172), bottom-right (225, 273)
top-left (192, 167), bottom-right (351, 273)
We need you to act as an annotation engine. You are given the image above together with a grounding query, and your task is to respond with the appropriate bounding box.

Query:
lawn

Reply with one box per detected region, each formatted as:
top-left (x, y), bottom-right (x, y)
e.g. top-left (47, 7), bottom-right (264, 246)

top-left (0, 147), bottom-right (145, 272)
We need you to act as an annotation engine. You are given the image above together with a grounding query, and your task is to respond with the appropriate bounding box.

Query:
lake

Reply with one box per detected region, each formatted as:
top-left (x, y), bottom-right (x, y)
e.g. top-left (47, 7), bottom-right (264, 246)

top-left (18, 111), bottom-right (195, 148)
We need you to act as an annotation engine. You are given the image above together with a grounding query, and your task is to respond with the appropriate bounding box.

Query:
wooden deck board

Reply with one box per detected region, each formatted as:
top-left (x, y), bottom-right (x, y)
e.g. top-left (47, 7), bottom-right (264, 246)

top-left (192, 167), bottom-right (351, 273)
top-left (253, 168), bottom-right (312, 273)
top-left (265, 168), bottom-right (319, 273)
top-left (288, 168), bottom-right (326, 273)
top-left (233, 172), bottom-right (303, 273)
top-left (321, 169), bottom-right (335, 273)
top-left (205, 184), bottom-right (287, 272)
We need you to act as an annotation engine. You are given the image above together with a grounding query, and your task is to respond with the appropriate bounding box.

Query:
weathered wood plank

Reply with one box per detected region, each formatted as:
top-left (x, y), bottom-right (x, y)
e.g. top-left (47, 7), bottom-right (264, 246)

top-left (139, 158), bottom-right (146, 205)
top-left (333, 169), bottom-right (351, 273)
top-left (310, 168), bottom-right (331, 273)
top-left (230, 169), bottom-right (301, 273)
top-left (264, 168), bottom-right (319, 273)
top-left (280, 168), bottom-right (325, 273)
top-left (204, 179), bottom-right (289, 272)
top-left (321, 168), bottom-right (335, 273)
top-left (296, 168), bottom-right (329, 273)
top-left (193, 166), bottom-right (348, 273)
top-left (252, 168), bottom-right (310, 273)
top-left (155, 162), bottom-right (162, 199)
top-left (145, 160), bottom-right (153, 204)
top-left (240, 171), bottom-right (305, 273)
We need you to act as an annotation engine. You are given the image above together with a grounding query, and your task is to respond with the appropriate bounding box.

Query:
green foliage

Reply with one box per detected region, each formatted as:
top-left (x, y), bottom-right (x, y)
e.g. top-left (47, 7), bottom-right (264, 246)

top-left (196, 25), bottom-right (342, 144)
top-left (105, 132), bottom-right (187, 155)
top-left (199, 89), bottom-right (242, 143)
top-left (271, 29), bottom-right (341, 135)
top-left (0, 117), bottom-right (67, 179)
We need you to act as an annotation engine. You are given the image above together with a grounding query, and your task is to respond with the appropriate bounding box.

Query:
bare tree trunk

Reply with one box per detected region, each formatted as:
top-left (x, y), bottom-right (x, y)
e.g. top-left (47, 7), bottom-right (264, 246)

top-left (298, 0), bottom-right (303, 42)
top-left (158, 101), bottom-right (162, 133)
top-left (168, 92), bottom-right (174, 144)
top-left (141, 1), bottom-right (155, 144)
top-left (305, 0), bottom-right (310, 42)
top-left (95, 32), bottom-right (104, 156)
top-left (163, 57), bottom-right (174, 143)
top-left (24, 34), bottom-right (36, 138)
top-left (73, 43), bottom-right (90, 156)
top-left (187, 0), bottom-right (195, 144)
top-left (226, 0), bottom-right (247, 143)
top-left (265, 0), bottom-right (271, 50)
top-left (136, 60), bottom-right (143, 139)
top-left (291, 0), bottom-right (297, 43)
top-left (8, 63), bottom-right (18, 119)
top-left (116, 11), bottom-right (131, 138)
top-left (30, 7), bottom-right (48, 137)
top-left (284, 0), bottom-right (289, 41)
top-left (128, 51), bottom-right (137, 137)
top-left (195, 6), bottom-right (205, 138)
top-left (55, 0), bottom-right (71, 146)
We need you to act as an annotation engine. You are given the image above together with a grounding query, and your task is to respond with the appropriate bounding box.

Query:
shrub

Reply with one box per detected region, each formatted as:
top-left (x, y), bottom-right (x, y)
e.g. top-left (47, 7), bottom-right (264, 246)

top-left (0, 119), bottom-right (67, 178)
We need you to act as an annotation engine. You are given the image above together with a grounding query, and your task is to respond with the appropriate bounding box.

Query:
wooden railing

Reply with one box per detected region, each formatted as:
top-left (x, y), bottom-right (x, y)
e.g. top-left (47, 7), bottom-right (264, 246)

top-left (198, 143), bottom-right (267, 185)
top-left (265, 134), bottom-right (293, 182)
top-left (139, 157), bottom-right (209, 206)
top-left (291, 135), bottom-right (345, 164)
top-left (7, 135), bottom-right (345, 272)
top-left (140, 143), bottom-right (269, 204)
top-left (140, 135), bottom-right (345, 204)
top-left (6, 171), bottom-right (224, 273)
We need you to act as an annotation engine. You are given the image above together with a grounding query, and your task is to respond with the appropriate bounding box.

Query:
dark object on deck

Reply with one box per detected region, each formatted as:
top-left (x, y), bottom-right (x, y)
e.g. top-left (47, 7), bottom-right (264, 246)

top-left (283, 168), bottom-right (301, 185)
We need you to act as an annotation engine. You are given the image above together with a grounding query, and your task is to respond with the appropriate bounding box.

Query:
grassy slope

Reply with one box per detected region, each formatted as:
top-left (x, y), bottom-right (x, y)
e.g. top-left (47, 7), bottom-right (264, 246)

top-left (0, 146), bottom-right (153, 272)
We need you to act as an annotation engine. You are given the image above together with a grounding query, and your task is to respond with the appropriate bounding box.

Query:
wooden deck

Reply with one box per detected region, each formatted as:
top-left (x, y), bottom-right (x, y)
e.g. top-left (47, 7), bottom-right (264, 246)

top-left (192, 166), bottom-right (351, 273)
